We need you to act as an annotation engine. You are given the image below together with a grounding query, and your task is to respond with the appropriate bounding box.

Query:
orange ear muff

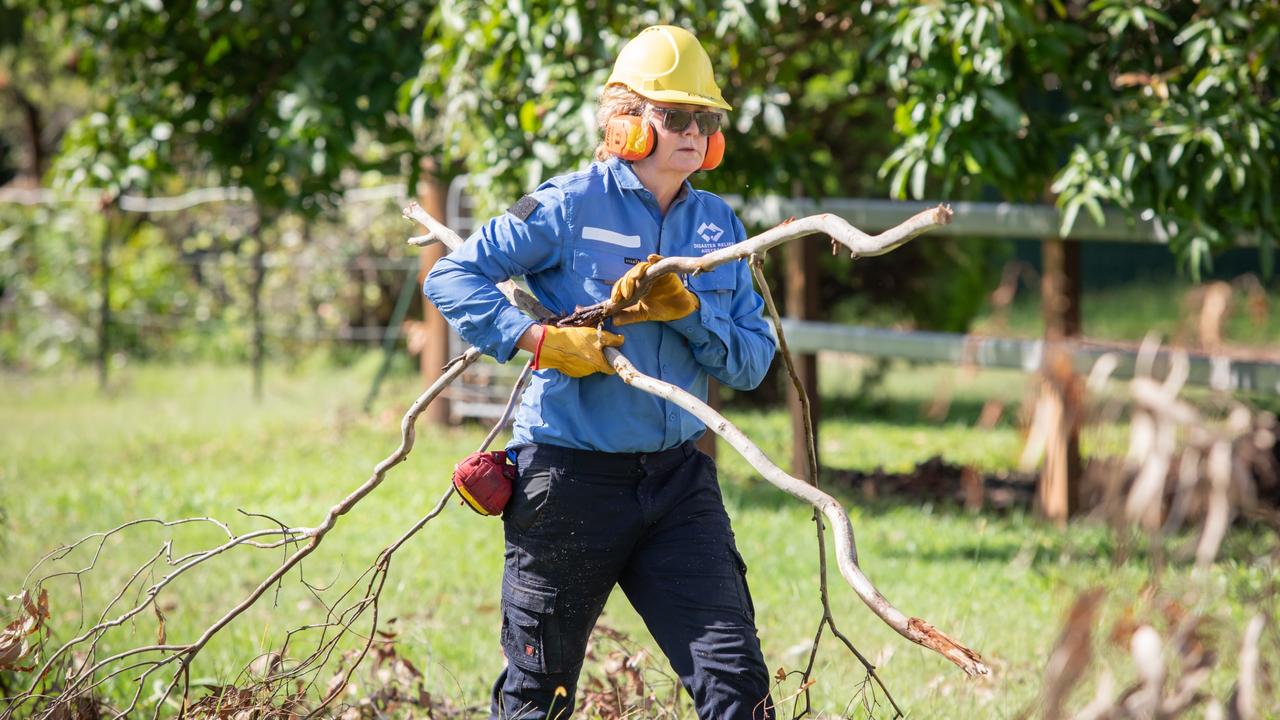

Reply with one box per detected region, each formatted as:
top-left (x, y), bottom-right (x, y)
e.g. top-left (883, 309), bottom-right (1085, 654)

top-left (700, 130), bottom-right (725, 171)
top-left (604, 115), bottom-right (655, 162)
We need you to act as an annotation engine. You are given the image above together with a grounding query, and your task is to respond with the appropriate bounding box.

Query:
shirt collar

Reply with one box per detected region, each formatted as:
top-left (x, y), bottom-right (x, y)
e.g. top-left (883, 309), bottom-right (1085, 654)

top-left (605, 156), bottom-right (695, 202)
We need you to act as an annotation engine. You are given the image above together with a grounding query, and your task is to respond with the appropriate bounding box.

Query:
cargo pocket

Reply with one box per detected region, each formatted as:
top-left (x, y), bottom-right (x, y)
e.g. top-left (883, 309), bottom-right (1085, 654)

top-left (501, 576), bottom-right (561, 673)
top-left (728, 544), bottom-right (757, 623)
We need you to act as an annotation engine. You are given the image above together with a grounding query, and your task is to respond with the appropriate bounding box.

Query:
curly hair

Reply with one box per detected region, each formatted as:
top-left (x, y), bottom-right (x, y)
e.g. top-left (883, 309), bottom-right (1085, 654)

top-left (592, 84), bottom-right (648, 162)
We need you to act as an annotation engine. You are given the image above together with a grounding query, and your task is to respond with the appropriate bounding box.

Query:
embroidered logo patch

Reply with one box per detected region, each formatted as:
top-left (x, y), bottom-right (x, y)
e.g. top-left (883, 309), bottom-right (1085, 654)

top-left (697, 222), bottom-right (724, 245)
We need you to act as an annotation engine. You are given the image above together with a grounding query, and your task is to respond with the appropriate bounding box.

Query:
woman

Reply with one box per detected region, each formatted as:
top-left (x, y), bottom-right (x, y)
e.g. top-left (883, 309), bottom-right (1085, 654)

top-left (425, 24), bottom-right (777, 720)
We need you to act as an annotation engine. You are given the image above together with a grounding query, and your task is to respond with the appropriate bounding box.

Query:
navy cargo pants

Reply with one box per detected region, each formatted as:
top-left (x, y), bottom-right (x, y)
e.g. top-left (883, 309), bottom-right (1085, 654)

top-left (491, 441), bottom-right (775, 720)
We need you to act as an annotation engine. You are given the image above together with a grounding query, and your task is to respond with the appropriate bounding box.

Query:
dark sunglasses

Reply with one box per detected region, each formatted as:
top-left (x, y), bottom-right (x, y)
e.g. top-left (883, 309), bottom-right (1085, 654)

top-left (649, 106), bottom-right (724, 136)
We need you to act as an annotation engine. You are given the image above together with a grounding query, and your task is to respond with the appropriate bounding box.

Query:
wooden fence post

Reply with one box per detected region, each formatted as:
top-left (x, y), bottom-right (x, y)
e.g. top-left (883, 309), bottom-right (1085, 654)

top-left (97, 202), bottom-right (114, 392)
top-left (696, 378), bottom-right (719, 460)
top-left (786, 238), bottom-right (821, 480)
top-left (1038, 238), bottom-right (1084, 523)
top-left (417, 160), bottom-right (451, 426)
top-left (249, 206), bottom-right (266, 402)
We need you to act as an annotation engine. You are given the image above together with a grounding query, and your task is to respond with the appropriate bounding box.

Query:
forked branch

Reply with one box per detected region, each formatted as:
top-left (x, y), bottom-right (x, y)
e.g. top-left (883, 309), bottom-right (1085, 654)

top-left (557, 205), bottom-right (952, 327)
top-left (404, 200), bottom-right (986, 677)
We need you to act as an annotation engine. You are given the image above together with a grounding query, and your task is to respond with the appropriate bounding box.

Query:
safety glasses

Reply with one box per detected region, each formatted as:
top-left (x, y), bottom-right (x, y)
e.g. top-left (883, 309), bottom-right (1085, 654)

top-left (649, 106), bottom-right (724, 136)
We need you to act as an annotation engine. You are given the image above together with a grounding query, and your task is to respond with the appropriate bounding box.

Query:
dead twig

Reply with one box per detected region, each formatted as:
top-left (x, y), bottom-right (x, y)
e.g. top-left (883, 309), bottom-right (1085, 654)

top-left (749, 253), bottom-right (904, 718)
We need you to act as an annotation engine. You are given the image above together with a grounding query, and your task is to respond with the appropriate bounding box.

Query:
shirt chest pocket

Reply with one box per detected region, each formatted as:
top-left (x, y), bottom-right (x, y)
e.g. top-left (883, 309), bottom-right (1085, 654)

top-left (571, 248), bottom-right (637, 301)
top-left (689, 264), bottom-right (736, 312)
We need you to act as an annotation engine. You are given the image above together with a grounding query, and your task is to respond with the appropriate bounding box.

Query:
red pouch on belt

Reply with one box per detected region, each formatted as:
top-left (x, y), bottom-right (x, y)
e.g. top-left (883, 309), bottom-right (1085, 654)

top-left (452, 451), bottom-right (515, 516)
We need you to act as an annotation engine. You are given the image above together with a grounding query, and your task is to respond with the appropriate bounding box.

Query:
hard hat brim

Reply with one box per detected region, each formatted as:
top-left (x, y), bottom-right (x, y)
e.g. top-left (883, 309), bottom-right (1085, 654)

top-left (607, 82), bottom-right (732, 112)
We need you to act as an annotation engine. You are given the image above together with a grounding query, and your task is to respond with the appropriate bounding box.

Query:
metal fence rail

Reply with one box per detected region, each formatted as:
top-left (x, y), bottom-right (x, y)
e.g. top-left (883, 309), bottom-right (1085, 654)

top-left (779, 320), bottom-right (1280, 396)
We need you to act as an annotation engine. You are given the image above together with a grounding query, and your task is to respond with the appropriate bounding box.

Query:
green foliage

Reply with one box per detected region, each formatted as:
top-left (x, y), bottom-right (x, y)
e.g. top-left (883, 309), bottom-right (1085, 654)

top-left (47, 0), bottom-right (428, 210)
top-left (409, 2), bottom-right (892, 214)
top-left (0, 201), bottom-right (420, 370)
top-left (0, 1), bottom-right (91, 183)
top-left (821, 236), bottom-right (1009, 332)
top-left (0, 206), bottom-right (99, 367)
top-left (0, 1), bottom-right (440, 370)
top-left (872, 0), bottom-right (1280, 278)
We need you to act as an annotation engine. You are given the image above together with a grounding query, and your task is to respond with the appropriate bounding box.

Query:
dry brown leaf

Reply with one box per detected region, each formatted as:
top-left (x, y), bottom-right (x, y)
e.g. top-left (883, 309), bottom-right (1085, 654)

top-left (153, 601), bottom-right (167, 645)
top-left (1, 588), bottom-right (49, 672)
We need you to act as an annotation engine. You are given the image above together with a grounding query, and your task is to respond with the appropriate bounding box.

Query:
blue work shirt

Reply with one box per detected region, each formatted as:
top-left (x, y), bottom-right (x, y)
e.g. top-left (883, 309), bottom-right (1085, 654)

top-left (424, 157), bottom-right (777, 453)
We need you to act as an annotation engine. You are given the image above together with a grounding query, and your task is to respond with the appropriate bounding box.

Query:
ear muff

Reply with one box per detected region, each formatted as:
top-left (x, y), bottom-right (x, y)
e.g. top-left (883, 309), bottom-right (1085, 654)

top-left (700, 130), bottom-right (725, 171)
top-left (604, 115), bottom-right (655, 162)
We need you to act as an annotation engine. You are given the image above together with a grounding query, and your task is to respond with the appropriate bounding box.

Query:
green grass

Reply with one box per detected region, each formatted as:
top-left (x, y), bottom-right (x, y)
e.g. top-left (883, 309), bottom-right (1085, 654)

top-left (0, 360), bottom-right (1271, 718)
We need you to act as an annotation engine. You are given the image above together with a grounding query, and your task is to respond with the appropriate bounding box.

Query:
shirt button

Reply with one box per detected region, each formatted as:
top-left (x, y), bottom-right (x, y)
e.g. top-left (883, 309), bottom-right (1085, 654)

top-left (668, 412), bottom-right (677, 420)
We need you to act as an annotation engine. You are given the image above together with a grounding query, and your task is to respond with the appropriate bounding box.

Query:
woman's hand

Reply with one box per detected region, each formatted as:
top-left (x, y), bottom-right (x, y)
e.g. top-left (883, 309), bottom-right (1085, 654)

top-left (532, 325), bottom-right (625, 377)
top-left (609, 254), bottom-right (699, 326)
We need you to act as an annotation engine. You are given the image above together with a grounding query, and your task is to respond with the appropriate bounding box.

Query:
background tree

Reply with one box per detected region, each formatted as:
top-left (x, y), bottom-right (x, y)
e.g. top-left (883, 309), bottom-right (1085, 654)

top-left (872, 0), bottom-right (1279, 272)
top-left (869, 0), bottom-right (1279, 520)
top-left (409, 0), bottom-right (1005, 337)
top-left (40, 0), bottom-right (430, 393)
top-left (0, 1), bottom-right (90, 186)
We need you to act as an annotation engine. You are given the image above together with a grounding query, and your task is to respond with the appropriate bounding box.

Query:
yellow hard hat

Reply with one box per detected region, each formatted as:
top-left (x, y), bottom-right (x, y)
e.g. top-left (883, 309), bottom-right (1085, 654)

top-left (606, 25), bottom-right (732, 111)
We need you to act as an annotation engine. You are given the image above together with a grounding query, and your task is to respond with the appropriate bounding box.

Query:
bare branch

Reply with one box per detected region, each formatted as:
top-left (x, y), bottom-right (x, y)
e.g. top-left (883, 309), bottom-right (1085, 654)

top-left (399, 200), bottom-right (983, 675)
top-left (604, 346), bottom-right (989, 676)
top-left (749, 255), bottom-right (902, 718)
top-left (402, 202), bottom-right (555, 322)
top-left (558, 205), bottom-right (953, 327)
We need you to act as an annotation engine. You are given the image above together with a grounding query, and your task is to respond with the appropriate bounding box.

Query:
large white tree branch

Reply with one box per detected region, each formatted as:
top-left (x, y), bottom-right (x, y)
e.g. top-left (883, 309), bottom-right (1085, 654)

top-left (559, 205), bottom-right (953, 326)
top-left (402, 200), bottom-right (988, 677)
top-left (604, 348), bottom-right (989, 676)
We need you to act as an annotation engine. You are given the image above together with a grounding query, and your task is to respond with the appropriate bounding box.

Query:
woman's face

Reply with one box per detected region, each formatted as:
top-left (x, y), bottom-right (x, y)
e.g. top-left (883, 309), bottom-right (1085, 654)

top-left (638, 101), bottom-right (719, 177)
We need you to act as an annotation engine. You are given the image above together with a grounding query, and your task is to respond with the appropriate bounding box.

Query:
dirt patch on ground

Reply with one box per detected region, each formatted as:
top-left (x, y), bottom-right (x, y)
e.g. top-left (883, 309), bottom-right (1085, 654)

top-left (826, 443), bottom-right (1280, 519)
top-left (826, 456), bottom-right (1037, 512)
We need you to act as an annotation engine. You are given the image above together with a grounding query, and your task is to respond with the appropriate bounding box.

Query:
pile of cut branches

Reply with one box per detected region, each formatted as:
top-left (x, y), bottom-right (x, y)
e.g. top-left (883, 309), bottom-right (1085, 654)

top-left (1031, 342), bottom-right (1278, 719)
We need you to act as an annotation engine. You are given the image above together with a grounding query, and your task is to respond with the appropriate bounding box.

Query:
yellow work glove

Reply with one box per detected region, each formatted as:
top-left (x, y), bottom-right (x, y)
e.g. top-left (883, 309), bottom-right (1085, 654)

top-left (533, 325), bottom-right (625, 377)
top-left (609, 254), bottom-right (699, 327)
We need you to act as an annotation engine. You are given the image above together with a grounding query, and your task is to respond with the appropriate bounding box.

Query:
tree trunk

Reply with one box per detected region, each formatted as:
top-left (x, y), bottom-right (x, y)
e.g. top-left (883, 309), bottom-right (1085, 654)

top-left (417, 160), bottom-right (451, 426)
top-left (97, 210), bottom-right (113, 392)
top-left (1038, 238), bottom-right (1083, 523)
top-left (5, 86), bottom-right (46, 183)
top-left (786, 237), bottom-right (821, 479)
top-left (696, 378), bottom-right (719, 460)
top-left (250, 210), bottom-right (266, 402)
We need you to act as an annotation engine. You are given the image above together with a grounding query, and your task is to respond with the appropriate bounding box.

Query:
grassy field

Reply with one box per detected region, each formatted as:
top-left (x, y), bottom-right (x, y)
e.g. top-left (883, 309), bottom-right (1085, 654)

top-left (0, 358), bottom-right (1270, 718)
